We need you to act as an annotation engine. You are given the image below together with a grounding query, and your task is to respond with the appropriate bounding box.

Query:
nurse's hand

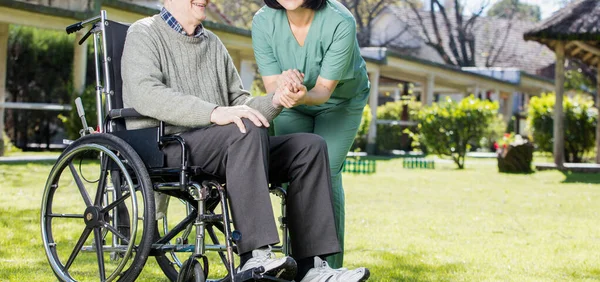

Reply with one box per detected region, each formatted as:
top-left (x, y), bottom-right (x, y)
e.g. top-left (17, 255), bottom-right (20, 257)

top-left (278, 69), bottom-right (304, 92)
top-left (278, 82), bottom-right (307, 108)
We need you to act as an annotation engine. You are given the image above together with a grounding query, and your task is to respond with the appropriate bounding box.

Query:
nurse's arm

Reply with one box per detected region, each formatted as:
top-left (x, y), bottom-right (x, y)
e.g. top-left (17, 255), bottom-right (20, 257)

top-left (262, 70), bottom-right (305, 94)
top-left (263, 74), bottom-right (281, 94)
top-left (303, 76), bottom-right (338, 106)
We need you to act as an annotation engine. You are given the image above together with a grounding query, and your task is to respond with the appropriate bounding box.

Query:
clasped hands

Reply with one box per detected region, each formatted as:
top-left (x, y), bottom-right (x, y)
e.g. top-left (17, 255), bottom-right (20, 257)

top-left (273, 69), bottom-right (308, 109)
top-left (210, 69), bottom-right (307, 134)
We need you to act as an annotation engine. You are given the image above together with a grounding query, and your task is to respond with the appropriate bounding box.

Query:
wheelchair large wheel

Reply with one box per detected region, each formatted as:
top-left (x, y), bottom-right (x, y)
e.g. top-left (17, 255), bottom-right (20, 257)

top-left (41, 133), bottom-right (156, 281)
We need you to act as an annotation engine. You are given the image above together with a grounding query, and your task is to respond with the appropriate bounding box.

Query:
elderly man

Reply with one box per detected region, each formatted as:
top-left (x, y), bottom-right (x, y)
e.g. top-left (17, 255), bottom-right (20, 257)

top-left (121, 0), bottom-right (369, 281)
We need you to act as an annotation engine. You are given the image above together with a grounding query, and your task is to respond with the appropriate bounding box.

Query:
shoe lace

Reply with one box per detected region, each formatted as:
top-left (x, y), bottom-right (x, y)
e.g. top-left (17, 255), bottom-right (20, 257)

top-left (318, 260), bottom-right (348, 274)
top-left (255, 250), bottom-right (275, 263)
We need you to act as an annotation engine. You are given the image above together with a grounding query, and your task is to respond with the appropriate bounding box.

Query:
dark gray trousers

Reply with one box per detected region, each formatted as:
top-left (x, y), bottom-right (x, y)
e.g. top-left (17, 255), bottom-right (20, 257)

top-left (163, 120), bottom-right (341, 259)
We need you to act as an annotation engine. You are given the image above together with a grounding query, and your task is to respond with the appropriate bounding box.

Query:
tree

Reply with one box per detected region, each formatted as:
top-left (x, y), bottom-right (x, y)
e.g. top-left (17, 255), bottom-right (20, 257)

top-left (405, 0), bottom-right (487, 67)
top-left (338, 0), bottom-right (418, 47)
top-left (403, 0), bottom-right (523, 67)
top-left (211, 0), bottom-right (263, 29)
top-left (414, 95), bottom-right (499, 169)
top-left (487, 0), bottom-right (541, 22)
top-left (527, 93), bottom-right (597, 163)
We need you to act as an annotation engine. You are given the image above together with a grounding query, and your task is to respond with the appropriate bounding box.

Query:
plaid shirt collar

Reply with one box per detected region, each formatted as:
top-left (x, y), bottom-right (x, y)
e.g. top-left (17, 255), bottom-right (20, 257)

top-left (160, 7), bottom-right (206, 38)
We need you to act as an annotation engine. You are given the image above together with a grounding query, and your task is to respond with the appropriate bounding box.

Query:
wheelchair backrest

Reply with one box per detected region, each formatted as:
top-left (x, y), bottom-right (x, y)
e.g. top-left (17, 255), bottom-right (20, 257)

top-left (104, 20), bottom-right (130, 117)
top-left (103, 20), bottom-right (165, 169)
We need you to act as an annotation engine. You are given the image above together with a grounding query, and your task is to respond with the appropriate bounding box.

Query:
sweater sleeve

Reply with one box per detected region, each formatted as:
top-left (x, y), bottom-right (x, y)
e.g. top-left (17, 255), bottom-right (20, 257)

top-left (217, 37), bottom-right (282, 121)
top-left (121, 27), bottom-right (218, 128)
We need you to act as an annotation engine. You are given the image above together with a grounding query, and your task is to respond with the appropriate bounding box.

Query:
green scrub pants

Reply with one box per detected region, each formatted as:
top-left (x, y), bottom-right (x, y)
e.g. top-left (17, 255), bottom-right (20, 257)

top-left (274, 90), bottom-right (369, 268)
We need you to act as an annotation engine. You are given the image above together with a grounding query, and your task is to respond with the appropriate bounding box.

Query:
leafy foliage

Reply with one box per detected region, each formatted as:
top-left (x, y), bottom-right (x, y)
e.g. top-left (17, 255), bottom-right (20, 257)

top-left (351, 104), bottom-right (372, 151)
top-left (58, 85), bottom-right (99, 140)
top-left (376, 98), bottom-right (421, 152)
top-left (5, 26), bottom-right (75, 151)
top-left (414, 95), bottom-right (499, 169)
top-left (480, 113), bottom-right (507, 151)
top-left (487, 0), bottom-right (541, 22)
top-left (527, 93), bottom-right (597, 163)
top-left (2, 131), bottom-right (21, 155)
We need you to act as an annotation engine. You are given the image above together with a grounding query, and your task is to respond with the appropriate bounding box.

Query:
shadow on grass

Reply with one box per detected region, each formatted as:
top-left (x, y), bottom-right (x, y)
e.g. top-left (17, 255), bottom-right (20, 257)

top-left (499, 170), bottom-right (536, 175)
top-left (564, 268), bottom-right (600, 280)
top-left (560, 171), bottom-right (600, 184)
top-left (360, 250), bottom-right (465, 281)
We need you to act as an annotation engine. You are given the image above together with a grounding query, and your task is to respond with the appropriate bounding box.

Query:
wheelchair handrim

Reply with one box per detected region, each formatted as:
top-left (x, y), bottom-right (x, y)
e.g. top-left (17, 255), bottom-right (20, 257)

top-left (40, 143), bottom-right (139, 282)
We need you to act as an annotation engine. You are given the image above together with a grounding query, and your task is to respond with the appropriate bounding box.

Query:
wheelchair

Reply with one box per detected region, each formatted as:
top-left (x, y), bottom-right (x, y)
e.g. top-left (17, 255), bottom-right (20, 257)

top-left (40, 11), bottom-right (291, 282)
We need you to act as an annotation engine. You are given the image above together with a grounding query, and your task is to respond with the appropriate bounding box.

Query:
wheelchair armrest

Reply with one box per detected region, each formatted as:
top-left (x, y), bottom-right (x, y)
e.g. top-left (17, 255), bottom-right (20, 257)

top-left (108, 108), bottom-right (142, 119)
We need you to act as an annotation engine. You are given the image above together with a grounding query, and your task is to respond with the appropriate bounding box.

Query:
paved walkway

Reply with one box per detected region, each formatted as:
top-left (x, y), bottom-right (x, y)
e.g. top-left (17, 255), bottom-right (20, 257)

top-left (0, 155), bottom-right (59, 164)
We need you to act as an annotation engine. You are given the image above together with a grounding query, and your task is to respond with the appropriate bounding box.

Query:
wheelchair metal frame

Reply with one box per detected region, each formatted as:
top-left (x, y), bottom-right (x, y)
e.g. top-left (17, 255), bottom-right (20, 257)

top-left (41, 10), bottom-right (290, 282)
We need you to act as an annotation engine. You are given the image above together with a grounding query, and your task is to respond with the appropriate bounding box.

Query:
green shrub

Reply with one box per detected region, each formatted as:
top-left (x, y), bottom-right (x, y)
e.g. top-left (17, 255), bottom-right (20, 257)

top-left (527, 93), bottom-right (597, 162)
top-left (479, 114), bottom-right (506, 151)
top-left (414, 95), bottom-right (499, 169)
top-left (5, 25), bottom-right (95, 149)
top-left (375, 98), bottom-right (421, 152)
top-left (58, 85), bottom-right (99, 140)
top-left (351, 104), bottom-right (371, 151)
top-left (2, 131), bottom-right (22, 156)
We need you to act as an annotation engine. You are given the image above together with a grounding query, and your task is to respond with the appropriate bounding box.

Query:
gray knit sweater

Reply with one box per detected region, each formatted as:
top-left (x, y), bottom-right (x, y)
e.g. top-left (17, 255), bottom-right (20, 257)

top-left (121, 15), bottom-right (281, 133)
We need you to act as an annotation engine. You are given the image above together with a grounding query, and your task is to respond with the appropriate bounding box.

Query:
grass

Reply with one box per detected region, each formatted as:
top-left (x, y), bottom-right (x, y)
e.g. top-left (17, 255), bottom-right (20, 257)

top-left (1, 156), bottom-right (600, 281)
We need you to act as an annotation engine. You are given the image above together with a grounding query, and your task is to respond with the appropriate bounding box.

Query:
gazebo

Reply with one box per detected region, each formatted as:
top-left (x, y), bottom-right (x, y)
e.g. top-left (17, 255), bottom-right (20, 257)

top-left (524, 0), bottom-right (600, 166)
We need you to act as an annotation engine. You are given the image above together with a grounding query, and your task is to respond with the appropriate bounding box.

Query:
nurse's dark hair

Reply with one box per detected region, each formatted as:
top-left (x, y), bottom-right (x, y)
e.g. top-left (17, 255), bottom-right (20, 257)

top-left (263, 0), bottom-right (327, 10)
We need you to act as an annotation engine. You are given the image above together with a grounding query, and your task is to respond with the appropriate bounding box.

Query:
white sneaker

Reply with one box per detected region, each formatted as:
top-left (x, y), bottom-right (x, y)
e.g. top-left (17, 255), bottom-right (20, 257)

top-left (238, 246), bottom-right (297, 280)
top-left (300, 257), bottom-right (370, 282)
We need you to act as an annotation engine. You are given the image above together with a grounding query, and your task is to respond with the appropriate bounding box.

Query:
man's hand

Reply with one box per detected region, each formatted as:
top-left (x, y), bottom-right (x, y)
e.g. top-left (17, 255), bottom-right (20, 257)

top-left (210, 105), bottom-right (269, 133)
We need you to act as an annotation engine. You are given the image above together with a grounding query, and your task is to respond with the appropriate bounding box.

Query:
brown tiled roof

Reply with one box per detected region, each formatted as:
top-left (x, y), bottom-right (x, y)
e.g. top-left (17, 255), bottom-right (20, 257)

top-left (382, 6), bottom-right (555, 76)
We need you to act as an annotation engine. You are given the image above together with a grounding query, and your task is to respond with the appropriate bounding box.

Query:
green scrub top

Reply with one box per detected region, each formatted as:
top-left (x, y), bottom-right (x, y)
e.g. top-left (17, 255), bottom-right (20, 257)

top-left (252, 0), bottom-right (370, 100)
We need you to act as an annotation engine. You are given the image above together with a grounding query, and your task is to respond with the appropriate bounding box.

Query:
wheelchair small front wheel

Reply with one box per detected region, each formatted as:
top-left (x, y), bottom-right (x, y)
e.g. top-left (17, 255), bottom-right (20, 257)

top-left (40, 133), bottom-right (156, 281)
top-left (176, 258), bottom-right (205, 282)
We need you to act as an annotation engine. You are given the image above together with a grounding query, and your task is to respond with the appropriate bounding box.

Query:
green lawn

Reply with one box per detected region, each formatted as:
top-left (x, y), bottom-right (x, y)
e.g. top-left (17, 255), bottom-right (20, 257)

top-left (1, 157), bottom-right (600, 281)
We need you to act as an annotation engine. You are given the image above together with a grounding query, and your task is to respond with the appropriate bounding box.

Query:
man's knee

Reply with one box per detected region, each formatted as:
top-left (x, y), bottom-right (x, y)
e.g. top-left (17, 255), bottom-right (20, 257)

top-left (239, 119), bottom-right (269, 142)
top-left (294, 133), bottom-right (328, 154)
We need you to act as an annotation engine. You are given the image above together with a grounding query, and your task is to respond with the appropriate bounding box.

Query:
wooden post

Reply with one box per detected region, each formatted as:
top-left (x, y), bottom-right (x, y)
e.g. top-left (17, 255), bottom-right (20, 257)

top-left (73, 31), bottom-right (88, 95)
top-left (504, 92), bottom-right (515, 124)
top-left (424, 73), bottom-right (434, 105)
top-left (0, 23), bottom-right (8, 156)
top-left (367, 68), bottom-right (380, 154)
top-left (554, 42), bottom-right (565, 166)
top-left (596, 62), bottom-right (600, 164)
top-left (239, 59), bottom-right (255, 90)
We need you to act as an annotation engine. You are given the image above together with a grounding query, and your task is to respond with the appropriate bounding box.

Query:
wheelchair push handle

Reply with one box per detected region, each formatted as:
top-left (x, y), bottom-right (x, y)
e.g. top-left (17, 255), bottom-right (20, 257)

top-left (65, 14), bottom-right (102, 34)
top-left (65, 22), bottom-right (83, 34)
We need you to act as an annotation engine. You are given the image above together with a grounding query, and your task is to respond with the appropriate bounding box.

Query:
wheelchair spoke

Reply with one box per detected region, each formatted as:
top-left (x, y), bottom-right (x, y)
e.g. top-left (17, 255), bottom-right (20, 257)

top-left (68, 163), bottom-right (93, 207)
top-left (102, 222), bottom-right (130, 245)
top-left (93, 228), bottom-right (106, 281)
top-left (100, 192), bottom-right (130, 214)
top-left (94, 156), bottom-right (110, 206)
top-left (64, 227), bottom-right (92, 272)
